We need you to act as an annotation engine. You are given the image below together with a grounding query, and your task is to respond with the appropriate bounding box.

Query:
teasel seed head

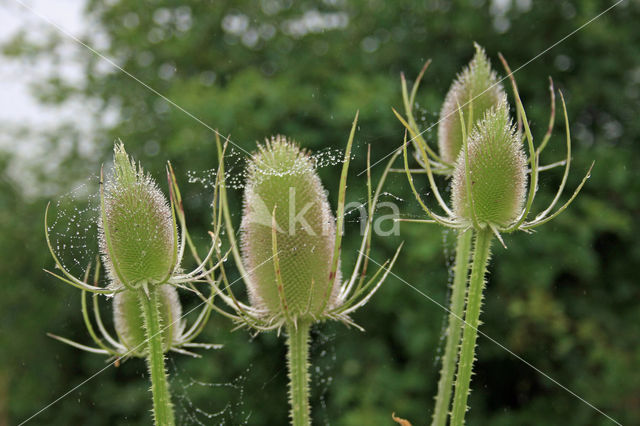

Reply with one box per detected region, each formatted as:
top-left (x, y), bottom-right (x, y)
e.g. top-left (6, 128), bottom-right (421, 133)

top-left (99, 143), bottom-right (176, 289)
top-left (438, 43), bottom-right (507, 164)
top-left (113, 285), bottom-right (184, 356)
top-left (452, 102), bottom-right (527, 227)
top-left (240, 136), bottom-right (339, 321)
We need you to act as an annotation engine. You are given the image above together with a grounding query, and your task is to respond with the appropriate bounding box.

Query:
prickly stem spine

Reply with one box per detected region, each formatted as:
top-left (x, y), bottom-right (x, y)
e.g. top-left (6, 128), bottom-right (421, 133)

top-left (450, 228), bottom-right (492, 426)
top-left (139, 286), bottom-right (175, 426)
top-left (432, 228), bottom-right (473, 426)
top-left (286, 321), bottom-right (311, 426)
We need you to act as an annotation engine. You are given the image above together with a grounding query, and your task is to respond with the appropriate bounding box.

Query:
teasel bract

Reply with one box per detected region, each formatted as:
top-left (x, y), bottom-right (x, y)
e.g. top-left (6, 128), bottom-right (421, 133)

top-left (398, 52), bottom-right (593, 425)
top-left (209, 114), bottom-right (402, 425)
top-left (45, 143), bottom-right (222, 426)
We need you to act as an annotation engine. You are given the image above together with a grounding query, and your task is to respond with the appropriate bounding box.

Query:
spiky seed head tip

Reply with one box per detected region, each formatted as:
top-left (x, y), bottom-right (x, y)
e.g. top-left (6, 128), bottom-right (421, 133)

top-left (438, 43), bottom-right (507, 164)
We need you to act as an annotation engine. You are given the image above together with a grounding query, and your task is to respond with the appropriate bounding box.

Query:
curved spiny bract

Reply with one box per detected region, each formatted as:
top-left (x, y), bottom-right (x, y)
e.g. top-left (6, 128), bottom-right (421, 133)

top-left (114, 285), bottom-right (184, 356)
top-left (99, 143), bottom-right (176, 289)
top-left (438, 43), bottom-right (507, 164)
top-left (46, 259), bottom-right (219, 360)
top-left (452, 103), bottom-right (527, 228)
top-left (241, 136), bottom-right (339, 322)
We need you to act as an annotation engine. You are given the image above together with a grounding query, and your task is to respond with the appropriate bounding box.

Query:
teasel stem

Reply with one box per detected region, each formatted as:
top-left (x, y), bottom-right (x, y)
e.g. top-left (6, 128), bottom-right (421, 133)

top-left (450, 228), bottom-right (493, 426)
top-left (139, 286), bottom-right (175, 426)
top-left (286, 321), bottom-right (311, 426)
top-left (432, 228), bottom-right (473, 426)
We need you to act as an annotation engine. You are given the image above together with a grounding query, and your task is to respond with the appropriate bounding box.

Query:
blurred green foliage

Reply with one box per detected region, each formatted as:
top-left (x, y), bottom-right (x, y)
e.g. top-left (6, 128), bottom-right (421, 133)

top-left (1, 0), bottom-right (640, 424)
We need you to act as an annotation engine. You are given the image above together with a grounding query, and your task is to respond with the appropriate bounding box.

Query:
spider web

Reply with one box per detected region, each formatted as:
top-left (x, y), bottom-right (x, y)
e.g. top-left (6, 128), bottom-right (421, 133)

top-left (309, 326), bottom-right (338, 426)
top-left (46, 175), bottom-right (105, 286)
top-left (185, 145), bottom-right (346, 192)
top-left (168, 357), bottom-right (252, 425)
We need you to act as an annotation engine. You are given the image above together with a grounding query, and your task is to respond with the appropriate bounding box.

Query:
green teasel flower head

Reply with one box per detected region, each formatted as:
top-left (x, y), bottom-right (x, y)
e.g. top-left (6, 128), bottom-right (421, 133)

top-left (401, 53), bottom-right (594, 246)
top-left (46, 141), bottom-right (222, 296)
top-left (212, 114), bottom-right (403, 331)
top-left (452, 102), bottom-right (527, 227)
top-left (438, 43), bottom-right (507, 165)
top-left (241, 136), bottom-right (340, 320)
top-left (394, 43), bottom-right (507, 178)
top-left (45, 142), bottom-right (224, 358)
top-left (99, 142), bottom-right (178, 290)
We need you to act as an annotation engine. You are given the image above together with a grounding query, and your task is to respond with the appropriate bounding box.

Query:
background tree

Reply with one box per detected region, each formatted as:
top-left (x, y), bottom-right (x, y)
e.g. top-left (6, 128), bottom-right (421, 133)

top-left (1, 0), bottom-right (639, 424)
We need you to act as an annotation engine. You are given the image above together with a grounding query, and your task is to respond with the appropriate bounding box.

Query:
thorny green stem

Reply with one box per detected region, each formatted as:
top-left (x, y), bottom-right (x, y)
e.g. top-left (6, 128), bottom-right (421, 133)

top-left (286, 321), bottom-right (311, 426)
top-left (450, 228), bottom-right (492, 426)
top-left (432, 228), bottom-right (473, 426)
top-left (139, 286), bottom-right (175, 426)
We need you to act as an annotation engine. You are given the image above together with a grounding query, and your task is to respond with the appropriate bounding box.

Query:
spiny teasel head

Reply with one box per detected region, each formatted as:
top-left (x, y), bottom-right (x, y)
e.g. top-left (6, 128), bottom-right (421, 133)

top-left (438, 43), bottom-right (507, 164)
top-left (99, 142), bottom-right (176, 289)
top-left (240, 135), bottom-right (339, 322)
top-left (113, 285), bottom-right (184, 356)
top-left (403, 53), bottom-right (593, 243)
top-left (452, 102), bottom-right (527, 227)
top-left (45, 143), bottom-right (222, 368)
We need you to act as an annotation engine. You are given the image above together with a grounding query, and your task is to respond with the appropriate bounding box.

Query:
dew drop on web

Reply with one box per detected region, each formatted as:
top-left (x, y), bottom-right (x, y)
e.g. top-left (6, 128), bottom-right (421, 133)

top-left (48, 174), bottom-right (105, 286)
top-left (434, 227), bottom-right (455, 365)
top-left (310, 325), bottom-right (337, 424)
top-left (168, 357), bottom-right (251, 424)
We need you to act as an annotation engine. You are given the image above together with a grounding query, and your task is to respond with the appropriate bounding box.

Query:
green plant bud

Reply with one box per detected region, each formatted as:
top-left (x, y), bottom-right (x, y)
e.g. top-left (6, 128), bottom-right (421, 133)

top-left (240, 136), bottom-right (339, 320)
top-left (113, 285), bottom-right (184, 356)
top-left (99, 143), bottom-right (176, 288)
top-left (452, 103), bottom-right (527, 227)
top-left (438, 43), bottom-right (507, 164)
